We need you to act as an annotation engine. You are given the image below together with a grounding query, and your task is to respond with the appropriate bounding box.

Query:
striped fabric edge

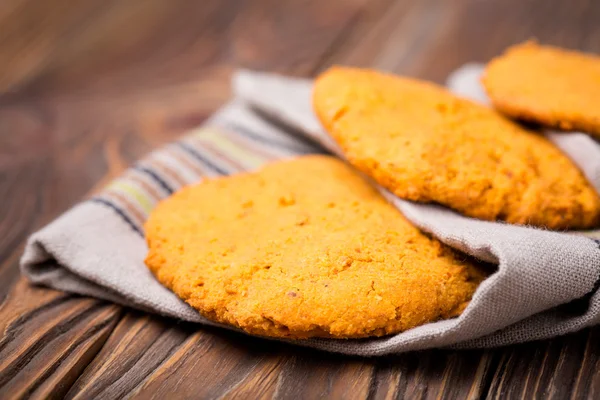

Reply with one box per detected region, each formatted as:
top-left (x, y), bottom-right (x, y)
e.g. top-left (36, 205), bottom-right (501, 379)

top-left (89, 119), bottom-right (312, 235)
top-left (90, 198), bottom-right (143, 236)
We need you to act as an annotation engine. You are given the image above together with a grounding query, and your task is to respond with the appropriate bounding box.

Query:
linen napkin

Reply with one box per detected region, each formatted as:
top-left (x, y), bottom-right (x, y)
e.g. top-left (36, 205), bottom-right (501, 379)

top-left (21, 65), bottom-right (600, 356)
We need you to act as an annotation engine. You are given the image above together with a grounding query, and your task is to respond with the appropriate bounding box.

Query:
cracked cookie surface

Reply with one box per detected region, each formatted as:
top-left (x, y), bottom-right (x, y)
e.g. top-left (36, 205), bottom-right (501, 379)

top-left (313, 67), bottom-right (600, 229)
top-left (483, 41), bottom-right (600, 139)
top-left (144, 155), bottom-right (486, 339)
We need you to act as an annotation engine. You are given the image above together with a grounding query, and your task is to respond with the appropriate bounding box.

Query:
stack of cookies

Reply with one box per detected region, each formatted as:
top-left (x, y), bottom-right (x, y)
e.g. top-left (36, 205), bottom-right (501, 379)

top-left (144, 42), bottom-right (600, 340)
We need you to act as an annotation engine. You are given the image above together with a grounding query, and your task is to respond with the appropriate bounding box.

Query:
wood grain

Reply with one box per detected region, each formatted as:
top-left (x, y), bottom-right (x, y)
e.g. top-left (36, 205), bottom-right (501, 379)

top-left (1, 0), bottom-right (600, 398)
top-left (66, 312), bottom-right (193, 399)
top-left (0, 279), bottom-right (120, 399)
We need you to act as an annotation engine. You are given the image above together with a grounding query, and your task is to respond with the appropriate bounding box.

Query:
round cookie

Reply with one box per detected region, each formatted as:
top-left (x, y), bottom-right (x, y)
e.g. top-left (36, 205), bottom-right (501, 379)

top-left (482, 41), bottom-right (600, 138)
top-left (313, 67), bottom-right (600, 229)
top-left (145, 155), bottom-right (486, 339)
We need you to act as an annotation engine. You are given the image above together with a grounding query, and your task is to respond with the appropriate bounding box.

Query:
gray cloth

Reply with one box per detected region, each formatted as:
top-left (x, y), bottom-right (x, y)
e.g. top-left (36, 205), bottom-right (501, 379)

top-left (21, 65), bottom-right (600, 356)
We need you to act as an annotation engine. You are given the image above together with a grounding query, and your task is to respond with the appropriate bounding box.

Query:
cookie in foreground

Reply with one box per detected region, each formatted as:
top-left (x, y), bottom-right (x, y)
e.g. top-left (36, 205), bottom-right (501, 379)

top-left (144, 155), bottom-right (486, 339)
top-left (482, 41), bottom-right (600, 139)
top-left (313, 67), bottom-right (600, 229)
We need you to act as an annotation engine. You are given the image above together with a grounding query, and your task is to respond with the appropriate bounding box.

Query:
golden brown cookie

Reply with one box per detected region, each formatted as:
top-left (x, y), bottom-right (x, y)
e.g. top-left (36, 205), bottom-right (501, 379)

top-left (145, 155), bottom-right (486, 339)
top-left (482, 41), bottom-right (600, 138)
top-left (313, 67), bottom-right (600, 229)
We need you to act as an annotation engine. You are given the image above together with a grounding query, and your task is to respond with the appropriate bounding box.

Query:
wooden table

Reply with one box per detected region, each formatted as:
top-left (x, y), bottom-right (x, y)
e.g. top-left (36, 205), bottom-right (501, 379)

top-left (1, 0), bottom-right (599, 398)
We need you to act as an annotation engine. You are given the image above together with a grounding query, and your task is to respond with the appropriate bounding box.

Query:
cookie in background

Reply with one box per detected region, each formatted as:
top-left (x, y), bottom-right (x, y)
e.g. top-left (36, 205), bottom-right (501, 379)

top-left (482, 41), bottom-right (600, 139)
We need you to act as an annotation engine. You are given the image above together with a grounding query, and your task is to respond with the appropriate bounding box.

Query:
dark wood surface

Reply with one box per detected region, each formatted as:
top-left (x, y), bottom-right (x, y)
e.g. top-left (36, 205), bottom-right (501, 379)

top-left (1, 0), bottom-right (600, 398)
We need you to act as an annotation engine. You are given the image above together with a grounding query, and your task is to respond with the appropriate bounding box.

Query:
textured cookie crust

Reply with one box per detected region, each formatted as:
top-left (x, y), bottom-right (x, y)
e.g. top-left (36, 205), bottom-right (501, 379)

top-left (482, 41), bottom-right (600, 138)
top-left (145, 156), bottom-right (486, 339)
top-left (313, 67), bottom-right (600, 229)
